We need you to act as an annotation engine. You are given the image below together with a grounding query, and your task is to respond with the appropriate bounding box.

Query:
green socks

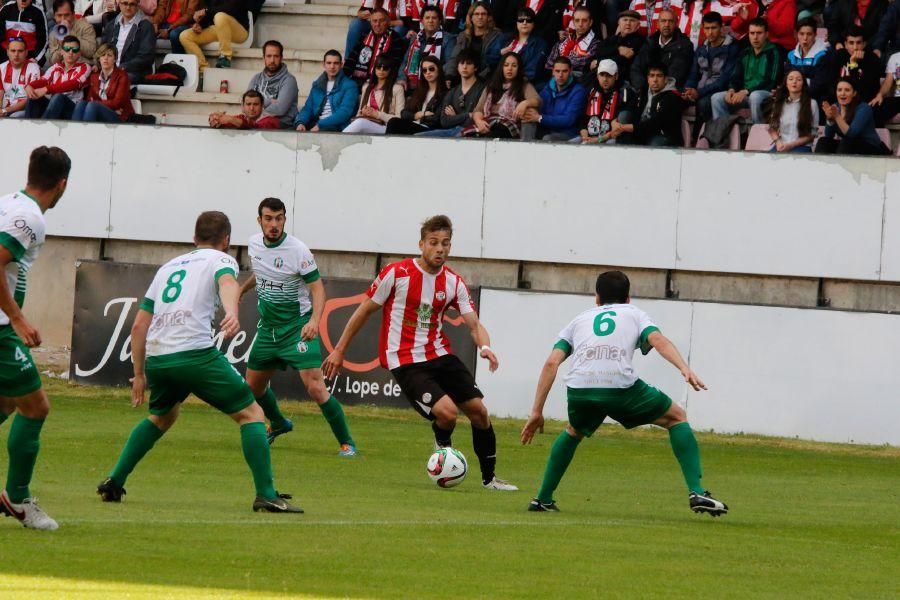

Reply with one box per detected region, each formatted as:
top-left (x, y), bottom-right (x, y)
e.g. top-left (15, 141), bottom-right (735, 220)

top-left (669, 422), bottom-right (704, 494)
top-left (240, 422), bottom-right (277, 500)
top-left (536, 431), bottom-right (581, 504)
top-left (109, 418), bottom-right (165, 487)
top-left (320, 396), bottom-right (355, 446)
top-left (5, 414), bottom-right (45, 503)
top-left (255, 388), bottom-right (288, 429)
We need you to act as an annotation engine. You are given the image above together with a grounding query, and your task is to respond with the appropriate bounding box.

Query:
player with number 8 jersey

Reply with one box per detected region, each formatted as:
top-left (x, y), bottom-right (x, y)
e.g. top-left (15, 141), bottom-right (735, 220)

top-left (0, 147), bottom-right (71, 532)
top-left (97, 211), bottom-right (303, 514)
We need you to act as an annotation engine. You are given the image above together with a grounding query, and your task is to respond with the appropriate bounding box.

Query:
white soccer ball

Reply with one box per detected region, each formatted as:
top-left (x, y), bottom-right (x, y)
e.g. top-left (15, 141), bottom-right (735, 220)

top-left (426, 447), bottom-right (468, 488)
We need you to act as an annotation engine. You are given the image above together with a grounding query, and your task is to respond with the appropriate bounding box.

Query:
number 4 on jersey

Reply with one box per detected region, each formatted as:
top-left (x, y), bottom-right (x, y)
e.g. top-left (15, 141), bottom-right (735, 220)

top-left (14, 346), bottom-right (29, 363)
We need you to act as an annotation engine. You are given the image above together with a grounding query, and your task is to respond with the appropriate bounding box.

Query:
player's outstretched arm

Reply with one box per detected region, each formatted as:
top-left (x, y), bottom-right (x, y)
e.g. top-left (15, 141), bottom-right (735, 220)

top-left (461, 312), bottom-right (499, 372)
top-left (217, 274), bottom-right (241, 338)
top-left (521, 348), bottom-right (567, 444)
top-left (0, 246), bottom-right (40, 347)
top-left (647, 331), bottom-right (707, 392)
top-left (301, 279), bottom-right (325, 341)
top-left (238, 273), bottom-right (256, 301)
top-left (130, 309), bottom-right (152, 407)
top-left (322, 298), bottom-right (381, 379)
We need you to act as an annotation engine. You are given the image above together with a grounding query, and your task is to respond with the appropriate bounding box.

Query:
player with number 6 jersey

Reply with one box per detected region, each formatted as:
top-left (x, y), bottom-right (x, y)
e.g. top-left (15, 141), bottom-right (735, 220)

top-left (521, 270), bottom-right (728, 516)
top-left (239, 197), bottom-right (357, 455)
top-left (97, 211), bottom-right (302, 514)
top-left (323, 215), bottom-right (517, 491)
top-left (0, 147), bottom-right (71, 531)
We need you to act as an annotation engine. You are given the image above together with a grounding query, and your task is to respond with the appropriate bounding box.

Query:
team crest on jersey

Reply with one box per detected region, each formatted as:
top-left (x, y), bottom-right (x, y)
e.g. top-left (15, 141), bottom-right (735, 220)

top-left (274, 257), bottom-right (284, 268)
top-left (422, 392), bottom-right (432, 405)
top-left (435, 291), bottom-right (446, 302)
top-left (297, 341), bottom-right (308, 353)
top-left (416, 303), bottom-right (433, 327)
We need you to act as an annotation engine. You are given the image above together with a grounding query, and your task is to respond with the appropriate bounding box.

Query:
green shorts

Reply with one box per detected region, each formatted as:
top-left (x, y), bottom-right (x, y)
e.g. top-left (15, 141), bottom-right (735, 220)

top-left (567, 379), bottom-right (672, 436)
top-left (247, 316), bottom-right (322, 372)
top-left (0, 325), bottom-right (42, 397)
top-left (146, 347), bottom-right (254, 416)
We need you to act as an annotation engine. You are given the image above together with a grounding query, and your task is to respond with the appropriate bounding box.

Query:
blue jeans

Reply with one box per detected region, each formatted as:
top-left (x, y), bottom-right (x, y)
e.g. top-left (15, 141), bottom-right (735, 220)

top-left (414, 125), bottom-right (464, 137)
top-left (72, 101), bottom-right (120, 123)
top-left (24, 94), bottom-right (76, 119)
top-left (163, 25), bottom-right (190, 54)
top-left (710, 90), bottom-right (771, 123)
top-left (769, 144), bottom-right (812, 153)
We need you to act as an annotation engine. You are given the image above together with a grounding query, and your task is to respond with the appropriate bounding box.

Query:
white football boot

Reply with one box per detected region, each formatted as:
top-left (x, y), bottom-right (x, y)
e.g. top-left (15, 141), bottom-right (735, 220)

top-left (482, 476), bottom-right (519, 491)
top-left (1, 490), bottom-right (59, 530)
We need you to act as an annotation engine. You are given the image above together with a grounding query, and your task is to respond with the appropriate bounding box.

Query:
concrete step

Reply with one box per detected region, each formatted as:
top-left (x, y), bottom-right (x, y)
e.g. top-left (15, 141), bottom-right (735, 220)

top-left (138, 88), bottom-right (315, 119)
top-left (201, 67), bottom-right (318, 97)
top-left (155, 48), bottom-right (325, 74)
top-left (255, 24), bottom-right (348, 52)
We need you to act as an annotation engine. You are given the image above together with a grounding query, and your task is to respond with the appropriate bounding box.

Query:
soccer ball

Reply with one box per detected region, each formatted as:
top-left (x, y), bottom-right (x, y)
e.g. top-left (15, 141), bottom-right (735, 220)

top-left (426, 447), bottom-right (468, 488)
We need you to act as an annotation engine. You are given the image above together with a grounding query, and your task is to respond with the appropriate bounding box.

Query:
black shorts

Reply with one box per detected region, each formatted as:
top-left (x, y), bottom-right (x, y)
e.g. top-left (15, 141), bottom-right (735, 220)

top-left (391, 354), bottom-right (482, 420)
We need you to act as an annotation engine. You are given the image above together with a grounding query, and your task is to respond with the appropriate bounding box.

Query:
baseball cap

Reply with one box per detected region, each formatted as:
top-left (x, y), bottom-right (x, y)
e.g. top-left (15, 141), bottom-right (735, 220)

top-left (597, 59), bottom-right (618, 75)
top-left (619, 9), bottom-right (640, 19)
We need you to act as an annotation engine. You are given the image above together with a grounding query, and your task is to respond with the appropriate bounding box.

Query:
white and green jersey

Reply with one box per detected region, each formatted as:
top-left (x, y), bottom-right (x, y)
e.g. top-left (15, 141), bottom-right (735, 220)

top-left (0, 191), bottom-right (46, 326)
top-left (555, 303), bottom-right (660, 389)
top-left (247, 233), bottom-right (320, 328)
top-left (139, 248), bottom-right (239, 358)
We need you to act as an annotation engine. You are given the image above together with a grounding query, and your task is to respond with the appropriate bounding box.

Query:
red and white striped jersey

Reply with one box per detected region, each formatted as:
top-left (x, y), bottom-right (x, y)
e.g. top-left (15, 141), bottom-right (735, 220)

top-left (366, 257), bottom-right (475, 370)
top-left (31, 60), bottom-right (90, 101)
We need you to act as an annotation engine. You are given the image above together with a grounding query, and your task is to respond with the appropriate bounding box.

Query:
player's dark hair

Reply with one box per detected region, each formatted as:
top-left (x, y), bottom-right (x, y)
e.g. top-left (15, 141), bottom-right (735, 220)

top-left (27, 146), bottom-right (71, 191)
top-left (646, 61), bottom-right (668, 77)
top-left (455, 47), bottom-right (481, 69)
top-left (324, 49), bottom-right (342, 62)
top-left (53, 0), bottom-right (75, 12)
top-left (421, 4), bottom-right (443, 22)
top-left (243, 89), bottom-right (264, 103)
top-left (795, 17), bottom-right (816, 33)
top-left (701, 11), bottom-right (722, 25)
top-left (420, 215), bottom-right (453, 240)
top-left (258, 197), bottom-right (286, 217)
top-left (195, 211), bottom-right (232, 244)
top-left (595, 271), bottom-right (630, 305)
top-left (62, 34), bottom-right (80, 47)
top-left (845, 25), bottom-right (864, 40)
top-left (553, 56), bottom-right (573, 69)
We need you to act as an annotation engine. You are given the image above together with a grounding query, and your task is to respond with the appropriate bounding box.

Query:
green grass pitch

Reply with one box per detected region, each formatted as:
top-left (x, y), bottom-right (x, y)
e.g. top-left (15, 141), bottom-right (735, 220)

top-left (1, 379), bottom-right (897, 599)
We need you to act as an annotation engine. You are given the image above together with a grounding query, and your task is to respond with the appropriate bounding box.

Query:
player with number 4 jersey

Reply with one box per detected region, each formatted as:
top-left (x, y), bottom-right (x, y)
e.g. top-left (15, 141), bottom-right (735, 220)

top-left (0, 147), bottom-right (70, 532)
top-left (521, 270), bottom-right (728, 516)
top-left (323, 215), bottom-right (517, 491)
top-left (239, 198), bottom-right (357, 455)
top-left (97, 211), bottom-right (302, 514)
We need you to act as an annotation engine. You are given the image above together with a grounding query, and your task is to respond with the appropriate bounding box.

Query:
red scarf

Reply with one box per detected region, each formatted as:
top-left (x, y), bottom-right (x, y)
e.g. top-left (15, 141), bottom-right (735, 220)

top-left (559, 30), bottom-right (595, 57)
top-left (855, 0), bottom-right (870, 23)
top-left (526, 0), bottom-right (545, 13)
top-left (359, 31), bottom-right (393, 75)
top-left (506, 37), bottom-right (527, 53)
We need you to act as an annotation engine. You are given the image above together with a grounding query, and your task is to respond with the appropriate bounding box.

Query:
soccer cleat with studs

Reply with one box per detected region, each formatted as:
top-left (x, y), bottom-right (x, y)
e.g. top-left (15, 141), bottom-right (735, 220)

top-left (689, 490), bottom-right (728, 517)
top-left (338, 443), bottom-right (358, 457)
top-left (96, 477), bottom-right (127, 502)
top-left (1, 490), bottom-right (59, 530)
top-left (527, 498), bottom-right (560, 512)
top-left (482, 476), bottom-right (519, 491)
top-left (266, 418), bottom-right (294, 445)
top-left (252, 493), bottom-right (304, 513)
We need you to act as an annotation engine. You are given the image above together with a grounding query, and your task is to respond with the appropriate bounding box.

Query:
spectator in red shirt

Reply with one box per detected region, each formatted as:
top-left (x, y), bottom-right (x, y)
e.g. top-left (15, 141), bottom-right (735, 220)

top-left (209, 89), bottom-right (280, 129)
top-left (23, 35), bottom-right (90, 119)
top-left (71, 42), bottom-right (133, 122)
top-left (762, 0), bottom-right (797, 52)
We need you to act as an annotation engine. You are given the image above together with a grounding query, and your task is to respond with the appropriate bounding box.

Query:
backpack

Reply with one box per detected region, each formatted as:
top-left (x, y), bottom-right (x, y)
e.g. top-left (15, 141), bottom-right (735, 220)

top-left (140, 62), bottom-right (187, 87)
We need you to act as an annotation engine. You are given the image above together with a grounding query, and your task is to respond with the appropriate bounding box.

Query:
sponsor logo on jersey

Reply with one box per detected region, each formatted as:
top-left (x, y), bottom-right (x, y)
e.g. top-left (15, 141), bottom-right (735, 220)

top-left (301, 260), bottom-right (314, 269)
top-left (574, 344), bottom-right (627, 362)
top-left (13, 219), bottom-right (37, 244)
top-left (149, 310), bottom-right (193, 331)
top-left (416, 303), bottom-right (432, 326)
top-left (297, 341), bottom-right (307, 353)
top-left (422, 392), bottom-right (432, 405)
top-left (435, 291), bottom-right (446, 301)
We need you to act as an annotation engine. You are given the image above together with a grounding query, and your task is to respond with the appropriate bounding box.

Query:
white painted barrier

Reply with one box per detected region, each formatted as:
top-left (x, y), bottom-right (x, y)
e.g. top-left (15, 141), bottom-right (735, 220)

top-left (477, 288), bottom-right (900, 445)
top-left (1, 120), bottom-right (898, 282)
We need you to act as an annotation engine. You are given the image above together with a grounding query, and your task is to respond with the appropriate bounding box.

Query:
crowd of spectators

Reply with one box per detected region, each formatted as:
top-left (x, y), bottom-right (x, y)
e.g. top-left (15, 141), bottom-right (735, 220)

top-left (2, 0), bottom-right (900, 155)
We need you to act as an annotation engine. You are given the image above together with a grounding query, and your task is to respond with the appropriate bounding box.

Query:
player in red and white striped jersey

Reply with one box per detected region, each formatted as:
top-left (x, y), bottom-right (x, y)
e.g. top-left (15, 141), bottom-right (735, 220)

top-left (323, 215), bottom-right (518, 491)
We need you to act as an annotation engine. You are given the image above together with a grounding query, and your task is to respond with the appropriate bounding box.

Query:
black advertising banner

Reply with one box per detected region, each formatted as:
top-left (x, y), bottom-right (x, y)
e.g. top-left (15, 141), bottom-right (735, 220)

top-left (70, 260), bottom-right (479, 407)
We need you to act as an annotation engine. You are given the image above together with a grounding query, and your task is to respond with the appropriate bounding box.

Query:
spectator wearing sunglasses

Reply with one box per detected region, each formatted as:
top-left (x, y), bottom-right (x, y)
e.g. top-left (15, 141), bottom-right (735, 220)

top-left (0, 37), bottom-right (40, 117)
top-left (48, 0), bottom-right (97, 67)
top-left (387, 54), bottom-right (448, 134)
top-left (343, 57), bottom-right (405, 134)
top-left (416, 47), bottom-right (486, 137)
top-left (23, 34), bottom-right (90, 119)
top-left (101, 0), bottom-right (155, 82)
top-left (0, 0), bottom-right (49, 65)
top-left (502, 0), bottom-right (564, 46)
top-left (345, 8), bottom-right (406, 86)
top-left (486, 8), bottom-right (549, 85)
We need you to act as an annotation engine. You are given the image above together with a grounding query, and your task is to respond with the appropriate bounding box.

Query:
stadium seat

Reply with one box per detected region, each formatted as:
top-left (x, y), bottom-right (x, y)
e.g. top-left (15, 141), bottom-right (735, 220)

top-left (681, 118), bottom-right (693, 147)
top-left (745, 124), bottom-right (773, 151)
top-left (131, 99), bottom-right (143, 114)
top-left (876, 128), bottom-right (891, 150)
top-left (135, 54), bottom-right (200, 96)
top-left (202, 12), bottom-right (255, 52)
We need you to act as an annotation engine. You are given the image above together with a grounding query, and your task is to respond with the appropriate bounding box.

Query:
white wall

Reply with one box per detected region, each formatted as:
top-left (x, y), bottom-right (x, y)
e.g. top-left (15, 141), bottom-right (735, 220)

top-left (477, 288), bottom-right (900, 446)
top-left (2, 120), bottom-right (898, 281)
